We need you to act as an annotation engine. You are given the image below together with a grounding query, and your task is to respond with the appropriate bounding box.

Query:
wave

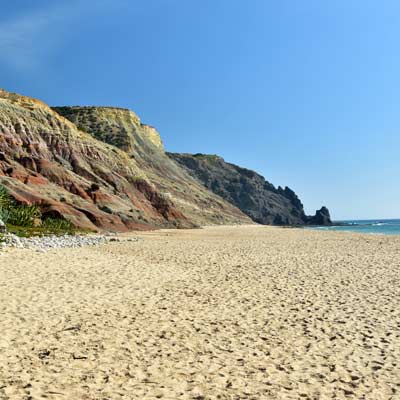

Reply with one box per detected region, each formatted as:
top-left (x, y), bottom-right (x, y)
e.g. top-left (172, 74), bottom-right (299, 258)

top-left (310, 219), bottom-right (400, 235)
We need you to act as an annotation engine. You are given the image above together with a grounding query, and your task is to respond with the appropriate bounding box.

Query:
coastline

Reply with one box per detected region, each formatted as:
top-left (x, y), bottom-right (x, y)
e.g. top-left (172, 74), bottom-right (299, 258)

top-left (1, 225), bottom-right (399, 399)
top-left (306, 219), bottom-right (400, 236)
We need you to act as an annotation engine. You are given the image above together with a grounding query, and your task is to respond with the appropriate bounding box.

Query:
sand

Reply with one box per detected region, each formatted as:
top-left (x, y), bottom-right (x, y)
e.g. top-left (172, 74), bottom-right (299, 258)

top-left (0, 225), bottom-right (399, 400)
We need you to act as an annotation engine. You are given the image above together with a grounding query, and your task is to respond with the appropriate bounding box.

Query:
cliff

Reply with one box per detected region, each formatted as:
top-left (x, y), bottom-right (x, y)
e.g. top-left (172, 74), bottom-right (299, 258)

top-left (0, 88), bottom-right (330, 231)
top-left (168, 153), bottom-right (332, 226)
top-left (0, 89), bottom-right (251, 231)
top-left (52, 105), bottom-right (249, 225)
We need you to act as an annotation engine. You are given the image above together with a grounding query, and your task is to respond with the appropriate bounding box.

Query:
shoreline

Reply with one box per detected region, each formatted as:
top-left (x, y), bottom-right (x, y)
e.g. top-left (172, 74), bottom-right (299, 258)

top-left (0, 222), bottom-right (398, 254)
top-left (0, 221), bottom-right (398, 255)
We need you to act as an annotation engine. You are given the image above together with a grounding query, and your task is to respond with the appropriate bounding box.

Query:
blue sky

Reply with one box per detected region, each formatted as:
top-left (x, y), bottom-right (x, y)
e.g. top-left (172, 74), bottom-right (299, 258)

top-left (1, 0), bottom-right (399, 220)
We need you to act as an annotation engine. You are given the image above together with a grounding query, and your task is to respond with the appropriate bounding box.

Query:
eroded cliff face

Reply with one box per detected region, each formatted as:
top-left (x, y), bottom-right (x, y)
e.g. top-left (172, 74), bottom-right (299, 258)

top-left (0, 90), bottom-right (251, 231)
top-left (52, 106), bottom-right (162, 154)
top-left (168, 153), bottom-right (332, 226)
top-left (52, 105), bottom-right (250, 226)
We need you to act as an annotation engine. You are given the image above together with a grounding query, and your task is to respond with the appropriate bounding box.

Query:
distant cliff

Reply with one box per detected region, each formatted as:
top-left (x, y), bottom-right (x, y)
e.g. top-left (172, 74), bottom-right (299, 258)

top-left (168, 153), bottom-right (331, 226)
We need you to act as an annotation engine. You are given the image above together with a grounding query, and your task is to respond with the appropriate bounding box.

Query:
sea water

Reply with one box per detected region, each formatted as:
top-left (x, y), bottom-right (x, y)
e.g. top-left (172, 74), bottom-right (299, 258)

top-left (312, 219), bottom-right (400, 235)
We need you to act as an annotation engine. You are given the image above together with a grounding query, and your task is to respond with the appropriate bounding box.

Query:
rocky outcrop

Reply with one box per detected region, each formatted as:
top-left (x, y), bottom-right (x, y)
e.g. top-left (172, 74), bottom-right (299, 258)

top-left (306, 206), bottom-right (332, 226)
top-left (168, 153), bottom-right (331, 226)
top-left (0, 89), bottom-right (251, 231)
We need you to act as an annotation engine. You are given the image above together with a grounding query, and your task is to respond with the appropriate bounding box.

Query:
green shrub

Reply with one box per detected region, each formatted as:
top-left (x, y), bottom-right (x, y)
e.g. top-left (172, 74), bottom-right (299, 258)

top-left (42, 217), bottom-right (74, 233)
top-left (0, 205), bottom-right (11, 223)
top-left (0, 185), bottom-right (41, 228)
top-left (0, 185), bottom-right (13, 209)
top-left (0, 186), bottom-right (13, 224)
top-left (7, 204), bottom-right (41, 227)
top-left (0, 184), bottom-right (77, 236)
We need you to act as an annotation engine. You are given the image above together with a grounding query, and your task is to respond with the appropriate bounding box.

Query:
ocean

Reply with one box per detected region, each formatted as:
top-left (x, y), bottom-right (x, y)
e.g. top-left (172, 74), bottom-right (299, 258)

top-left (311, 219), bottom-right (400, 235)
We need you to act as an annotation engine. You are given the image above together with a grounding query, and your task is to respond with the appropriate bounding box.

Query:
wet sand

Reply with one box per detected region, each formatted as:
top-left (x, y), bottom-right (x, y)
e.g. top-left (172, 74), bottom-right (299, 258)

top-left (0, 225), bottom-right (399, 399)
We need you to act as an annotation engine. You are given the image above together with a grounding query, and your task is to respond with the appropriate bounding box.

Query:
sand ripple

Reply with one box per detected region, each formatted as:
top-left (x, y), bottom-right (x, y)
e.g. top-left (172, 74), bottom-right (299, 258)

top-left (0, 226), bottom-right (399, 399)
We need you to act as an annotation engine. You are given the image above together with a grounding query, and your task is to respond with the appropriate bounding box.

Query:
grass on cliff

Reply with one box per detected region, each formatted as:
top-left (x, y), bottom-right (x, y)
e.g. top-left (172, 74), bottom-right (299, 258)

top-left (0, 185), bottom-right (76, 237)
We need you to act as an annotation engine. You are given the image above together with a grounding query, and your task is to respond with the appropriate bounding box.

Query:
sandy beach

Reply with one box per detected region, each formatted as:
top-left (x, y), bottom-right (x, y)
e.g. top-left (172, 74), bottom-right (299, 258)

top-left (0, 225), bottom-right (399, 399)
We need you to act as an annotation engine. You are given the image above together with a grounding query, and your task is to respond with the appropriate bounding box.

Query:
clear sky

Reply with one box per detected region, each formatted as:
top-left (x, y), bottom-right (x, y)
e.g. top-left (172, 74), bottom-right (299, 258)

top-left (1, 0), bottom-right (399, 220)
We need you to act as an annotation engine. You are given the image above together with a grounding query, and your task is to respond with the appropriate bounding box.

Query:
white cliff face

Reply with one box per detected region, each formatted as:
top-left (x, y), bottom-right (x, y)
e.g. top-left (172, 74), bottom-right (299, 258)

top-left (51, 106), bottom-right (165, 154)
top-left (141, 124), bottom-right (164, 150)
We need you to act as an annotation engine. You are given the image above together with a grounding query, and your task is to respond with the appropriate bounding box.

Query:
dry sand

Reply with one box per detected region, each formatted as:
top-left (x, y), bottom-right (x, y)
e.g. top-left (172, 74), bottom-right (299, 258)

top-left (0, 225), bottom-right (399, 399)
